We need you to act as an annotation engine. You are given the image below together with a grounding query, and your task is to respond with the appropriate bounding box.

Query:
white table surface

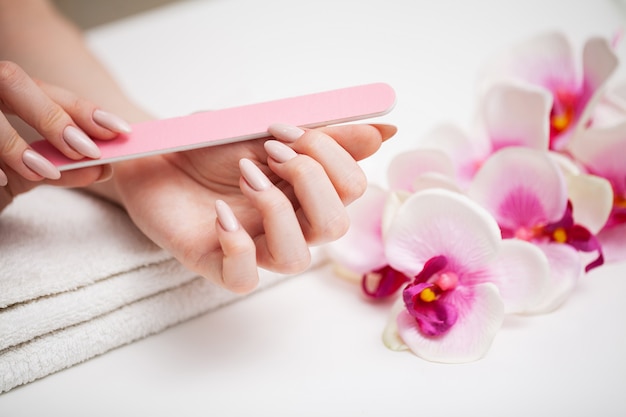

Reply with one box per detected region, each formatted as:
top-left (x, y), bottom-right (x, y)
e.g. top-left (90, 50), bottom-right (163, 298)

top-left (2, 1), bottom-right (626, 415)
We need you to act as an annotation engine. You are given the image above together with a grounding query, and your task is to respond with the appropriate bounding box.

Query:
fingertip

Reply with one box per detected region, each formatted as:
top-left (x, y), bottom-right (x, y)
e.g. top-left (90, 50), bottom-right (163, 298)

top-left (371, 123), bottom-right (398, 142)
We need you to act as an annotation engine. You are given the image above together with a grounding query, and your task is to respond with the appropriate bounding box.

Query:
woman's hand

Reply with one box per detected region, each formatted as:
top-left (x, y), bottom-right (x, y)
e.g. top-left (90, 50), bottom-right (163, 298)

top-left (112, 123), bottom-right (396, 293)
top-left (0, 60), bottom-right (130, 189)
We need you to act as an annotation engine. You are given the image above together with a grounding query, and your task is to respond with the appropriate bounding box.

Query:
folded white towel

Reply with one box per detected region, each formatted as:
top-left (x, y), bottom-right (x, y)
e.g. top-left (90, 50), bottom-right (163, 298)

top-left (0, 186), bottom-right (314, 393)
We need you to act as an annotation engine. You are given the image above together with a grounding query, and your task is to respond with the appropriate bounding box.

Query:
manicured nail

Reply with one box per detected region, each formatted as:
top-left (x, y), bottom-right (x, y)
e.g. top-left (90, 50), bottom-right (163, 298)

top-left (215, 199), bottom-right (239, 232)
top-left (22, 150), bottom-right (61, 180)
top-left (0, 168), bottom-right (7, 187)
top-left (95, 164), bottom-right (114, 183)
top-left (63, 126), bottom-right (101, 159)
top-left (93, 109), bottom-right (132, 134)
top-left (239, 158), bottom-right (272, 191)
top-left (267, 123), bottom-right (305, 142)
top-left (264, 140), bottom-right (297, 163)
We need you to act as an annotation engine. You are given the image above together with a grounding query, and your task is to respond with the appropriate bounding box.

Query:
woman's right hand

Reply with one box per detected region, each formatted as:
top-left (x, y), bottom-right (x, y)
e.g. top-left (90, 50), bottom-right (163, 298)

top-left (0, 60), bottom-right (131, 187)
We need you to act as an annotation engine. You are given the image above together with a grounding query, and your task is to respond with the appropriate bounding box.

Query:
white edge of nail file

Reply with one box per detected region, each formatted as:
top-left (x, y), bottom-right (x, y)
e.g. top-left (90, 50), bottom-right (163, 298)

top-left (30, 82), bottom-right (396, 171)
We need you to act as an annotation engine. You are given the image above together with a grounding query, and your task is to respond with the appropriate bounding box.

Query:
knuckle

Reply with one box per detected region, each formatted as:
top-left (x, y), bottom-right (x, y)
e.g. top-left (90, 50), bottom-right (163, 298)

top-left (339, 167), bottom-right (368, 201)
top-left (36, 104), bottom-right (67, 131)
top-left (0, 130), bottom-right (24, 156)
top-left (0, 61), bottom-right (24, 88)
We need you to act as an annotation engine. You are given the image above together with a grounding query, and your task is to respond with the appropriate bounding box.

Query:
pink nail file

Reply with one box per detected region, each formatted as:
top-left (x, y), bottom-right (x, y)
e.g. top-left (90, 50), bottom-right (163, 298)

top-left (30, 82), bottom-right (396, 171)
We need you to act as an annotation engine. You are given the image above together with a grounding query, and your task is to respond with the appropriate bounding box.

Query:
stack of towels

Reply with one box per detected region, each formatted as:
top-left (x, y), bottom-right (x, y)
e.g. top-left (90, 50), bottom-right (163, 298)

top-left (0, 186), bottom-right (305, 393)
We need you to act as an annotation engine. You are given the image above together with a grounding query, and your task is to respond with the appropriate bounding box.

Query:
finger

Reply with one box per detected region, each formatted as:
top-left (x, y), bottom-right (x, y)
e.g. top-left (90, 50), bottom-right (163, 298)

top-left (239, 158), bottom-right (311, 274)
top-left (263, 140), bottom-right (349, 245)
top-left (38, 81), bottom-right (131, 139)
top-left (0, 61), bottom-right (99, 159)
top-left (0, 163), bottom-right (112, 212)
top-left (318, 123), bottom-right (396, 160)
top-left (0, 111), bottom-right (60, 181)
top-left (269, 125), bottom-right (368, 205)
top-left (214, 199), bottom-right (259, 293)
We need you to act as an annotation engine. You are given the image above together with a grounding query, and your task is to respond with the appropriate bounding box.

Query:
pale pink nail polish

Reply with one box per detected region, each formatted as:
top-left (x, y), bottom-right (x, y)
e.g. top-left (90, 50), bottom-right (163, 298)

top-left (0, 168), bottom-right (7, 187)
top-left (63, 126), bottom-right (101, 159)
top-left (93, 109), bottom-right (132, 134)
top-left (22, 150), bottom-right (61, 180)
top-left (239, 158), bottom-right (272, 191)
top-left (215, 200), bottom-right (239, 232)
top-left (267, 123), bottom-right (305, 142)
top-left (264, 140), bottom-right (297, 163)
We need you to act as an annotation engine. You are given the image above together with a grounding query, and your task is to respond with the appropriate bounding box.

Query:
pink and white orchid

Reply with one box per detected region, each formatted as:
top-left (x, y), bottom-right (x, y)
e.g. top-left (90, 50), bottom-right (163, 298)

top-left (325, 185), bottom-right (410, 299)
top-left (478, 31), bottom-right (618, 151)
top-left (414, 81), bottom-right (552, 187)
top-left (569, 122), bottom-right (626, 263)
top-left (467, 147), bottom-right (610, 311)
top-left (382, 189), bottom-right (550, 363)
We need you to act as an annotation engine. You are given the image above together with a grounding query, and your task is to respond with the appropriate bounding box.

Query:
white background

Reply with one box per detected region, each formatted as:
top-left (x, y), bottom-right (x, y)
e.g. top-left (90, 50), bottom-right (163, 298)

top-left (1, 0), bottom-right (625, 415)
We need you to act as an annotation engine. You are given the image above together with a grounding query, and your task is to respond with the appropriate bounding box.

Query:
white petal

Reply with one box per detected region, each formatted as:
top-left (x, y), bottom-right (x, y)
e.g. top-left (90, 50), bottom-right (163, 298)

top-left (396, 283), bottom-right (504, 363)
top-left (412, 172), bottom-right (463, 193)
top-left (568, 123), bottom-right (626, 196)
top-left (480, 81), bottom-right (551, 150)
top-left (489, 239), bottom-right (551, 314)
top-left (478, 31), bottom-right (577, 90)
top-left (385, 189), bottom-right (501, 277)
top-left (533, 243), bottom-right (583, 313)
top-left (598, 224), bottom-right (626, 264)
top-left (418, 123), bottom-right (489, 183)
top-left (382, 298), bottom-right (410, 352)
top-left (387, 149), bottom-right (456, 192)
top-left (566, 174), bottom-right (613, 234)
top-left (326, 185), bottom-right (387, 273)
top-left (577, 37), bottom-right (620, 129)
top-left (468, 147), bottom-right (568, 229)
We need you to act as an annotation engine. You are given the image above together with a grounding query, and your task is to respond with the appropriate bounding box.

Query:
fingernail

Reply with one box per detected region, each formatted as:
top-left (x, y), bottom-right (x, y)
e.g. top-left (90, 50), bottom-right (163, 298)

top-left (215, 199), bottom-right (239, 232)
top-left (239, 158), bottom-right (271, 191)
top-left (63, 126), bottom-right (101, 159)
top-left (0, 168), bottom-right (7, 187)
top-left (93, 109), bottom-right (132, 134)
top-left (264, 140), bottom-right (297, 163)
top-left (23, 150), bottom-right (61, 180)
top-left (95, 164), bottom-right (114, 183)
top-left (267, 123), bottom-right (305, 142)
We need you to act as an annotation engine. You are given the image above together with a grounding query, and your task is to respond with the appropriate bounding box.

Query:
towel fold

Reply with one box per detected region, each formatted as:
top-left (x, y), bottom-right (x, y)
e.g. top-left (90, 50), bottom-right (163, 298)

top-left (0, 186), bottom-right (314, 393)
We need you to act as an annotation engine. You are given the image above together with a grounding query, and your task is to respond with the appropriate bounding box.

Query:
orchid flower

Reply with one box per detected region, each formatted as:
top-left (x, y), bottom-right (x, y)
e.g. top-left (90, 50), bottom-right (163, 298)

top-left (382, 189), bottom-right (550, 363)
top-left (386, 148), bottom-right (460, 193)
top-left (325, 185), bottom-right (411, 299)
top-left (478, 31), bottom-right (618, 151)
top-left (415, 81), bottom-right (552, 187)
top-left (569, 122), bottom-right (626, 263)
top-left (467, 147), bottom-right (610, 311)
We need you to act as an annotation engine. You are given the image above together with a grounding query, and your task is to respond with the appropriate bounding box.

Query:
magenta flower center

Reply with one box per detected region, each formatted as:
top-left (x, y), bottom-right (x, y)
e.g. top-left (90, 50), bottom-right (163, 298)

top-left (549, 87), bottom-right (579, 148)
top-left (504, 201), bottom-right (604, 272)
top-left (402, 256), bottom-right (460, 337)
top-left (361, 265), bottom-right (410, 299)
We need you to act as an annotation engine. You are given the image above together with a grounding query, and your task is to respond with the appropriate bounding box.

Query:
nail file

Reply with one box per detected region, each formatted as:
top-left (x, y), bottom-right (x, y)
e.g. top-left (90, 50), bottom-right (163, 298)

top-left (30, 82), bottom-right (396, 171)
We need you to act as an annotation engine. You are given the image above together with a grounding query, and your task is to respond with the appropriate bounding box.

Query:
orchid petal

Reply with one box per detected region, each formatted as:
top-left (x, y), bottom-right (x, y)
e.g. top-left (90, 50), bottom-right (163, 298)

top-left (418, 123), bottom-right (489, 184)
top-left (566, 173), bottom-right (613, 234)
top-left (598, 224), bottom-right (626, 263)
top-left (412, 172), bottom-right (462, 193)
top-left (326, 185), bottom-right (387, 273)
top-left (396, 283), bottom-right (504, 363)
top-left (577, 37), bottom-right (620, 128)
top-left (533, 243), bottom-right (583, 312)
top-left (568, 123), bottom-right (626, 196)
top-left (385, 189), bottom-right (501, 277)
top-left (468, 147), bottom-right (568, 229)
top-left (549, 151), bottom-right (583, 176)
top-left (382, 299), bottom-right (410, 352)
top-left (387, 149), bottom-right (456, 192)
top-left (488, 239), bottom-right (551, 314)
top-left (481, 81), bottom-right (551, 150)
top-left (478, 31), bottom-right (577, 91)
